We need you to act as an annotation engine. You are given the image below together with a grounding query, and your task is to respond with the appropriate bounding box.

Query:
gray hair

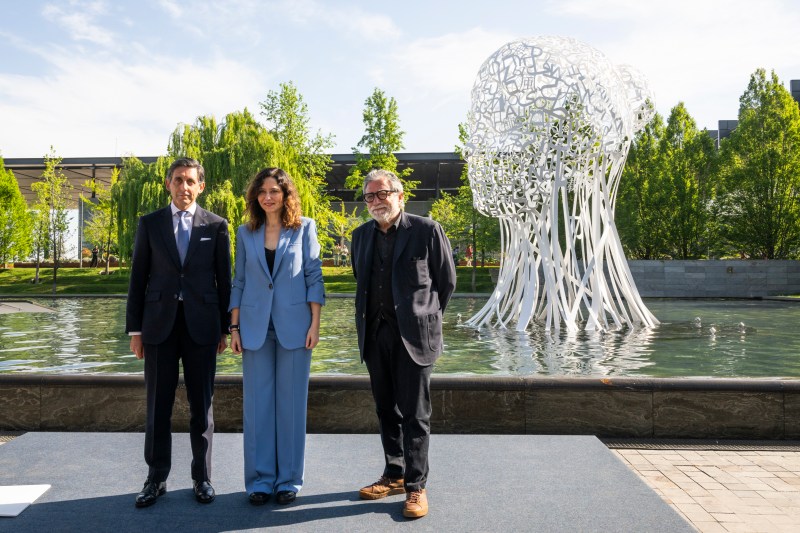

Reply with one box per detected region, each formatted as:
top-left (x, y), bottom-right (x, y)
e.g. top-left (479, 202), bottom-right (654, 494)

top-left (363, 169), bottom-right (403, 194)
top-left (363, 169), bottom-right (405, 209)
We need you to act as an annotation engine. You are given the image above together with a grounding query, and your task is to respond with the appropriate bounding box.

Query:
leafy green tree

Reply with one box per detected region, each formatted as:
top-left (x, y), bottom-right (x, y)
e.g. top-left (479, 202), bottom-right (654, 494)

top-left (718, 69), bottom-right (800, 259)
top-left (81, 167), bottom-right (120, 274)
top-left (261, 81), bottom-right (335, 190)
top-left (660, 103), bottom-right (718, 259)
top-left (345, 88), bottom-right (418, 196)
top-left (0, 158), bottom-right (33, 264)
top-left (115, 109), bottom-right (337, 261)
top-left (328, 201), bottom-right (361, 247)
top-left (260, 82), bottom-right (336, 251)
top-left (430, 123), bottom-right (499, 290)
top-left (31, 148), bottom-right (72, 292)
top-left (114, 156), bottom-right (171, 263)
top-left (617, 112), bottom-right (670, 259)
top-left (29, 206), bottom-right (49, 284)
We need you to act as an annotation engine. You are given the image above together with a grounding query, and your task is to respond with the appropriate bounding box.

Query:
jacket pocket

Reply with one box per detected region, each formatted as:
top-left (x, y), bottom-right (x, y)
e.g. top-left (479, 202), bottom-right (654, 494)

top-left (145, 291), bottom-right (161, 302)
top-left (408, 259), bottom-right (430, 288)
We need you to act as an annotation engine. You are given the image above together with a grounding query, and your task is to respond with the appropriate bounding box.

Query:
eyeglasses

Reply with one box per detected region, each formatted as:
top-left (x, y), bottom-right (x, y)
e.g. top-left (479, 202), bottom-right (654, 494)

top-left (363, 190), bottom-right (397, 203)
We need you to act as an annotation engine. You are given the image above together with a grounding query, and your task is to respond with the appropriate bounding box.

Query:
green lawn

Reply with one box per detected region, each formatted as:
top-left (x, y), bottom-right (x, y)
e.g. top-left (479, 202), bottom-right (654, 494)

top-left (0, 267), bottom-right (131, 294)
top-left (0, 266), bottom-right (498, 295)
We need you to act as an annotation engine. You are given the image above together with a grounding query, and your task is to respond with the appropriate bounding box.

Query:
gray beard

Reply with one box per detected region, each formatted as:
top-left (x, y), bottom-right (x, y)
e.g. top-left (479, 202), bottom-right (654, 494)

top-left (371, 208), bottom-right (400, 227)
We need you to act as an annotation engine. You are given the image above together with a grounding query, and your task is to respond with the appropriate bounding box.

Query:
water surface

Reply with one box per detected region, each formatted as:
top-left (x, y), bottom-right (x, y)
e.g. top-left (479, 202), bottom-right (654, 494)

top-left (1, 297), bottom-right (799, 377)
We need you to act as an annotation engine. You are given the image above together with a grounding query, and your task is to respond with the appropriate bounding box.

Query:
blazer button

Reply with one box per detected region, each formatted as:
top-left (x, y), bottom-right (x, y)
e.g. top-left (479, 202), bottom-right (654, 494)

top-left (269, 283), bottom-right (273, 289)
top-left (173, 294), bottom-right (179, 299)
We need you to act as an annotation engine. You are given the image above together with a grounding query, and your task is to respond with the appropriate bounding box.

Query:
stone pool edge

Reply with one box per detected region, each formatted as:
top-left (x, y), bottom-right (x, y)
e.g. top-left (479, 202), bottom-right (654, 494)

top-left (1, 375), bottom-right (799, 439)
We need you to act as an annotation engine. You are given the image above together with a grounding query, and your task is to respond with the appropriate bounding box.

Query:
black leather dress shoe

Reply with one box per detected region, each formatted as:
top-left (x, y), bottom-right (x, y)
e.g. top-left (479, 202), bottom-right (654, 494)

top-left (193, 480), bottom-right (215, 503)
top-left (135, 479), bottom-right (166, 508)
top-left (249, 491), bottom-right (270, 505)
top-left (276, 490), bottom-right (296, 505)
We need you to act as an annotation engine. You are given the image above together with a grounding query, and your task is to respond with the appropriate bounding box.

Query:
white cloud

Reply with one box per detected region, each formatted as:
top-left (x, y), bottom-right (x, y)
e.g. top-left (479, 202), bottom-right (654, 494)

top-left (269, 0), bottom-right (402, 41)
top-left (41, 1), bottom-right (114, 47)
top-left (157, 0), bottom-right (183, 18)
top-left (0, 51), bottom-right (266, 157)
top-left (600, 2), bottom-right (799, 127)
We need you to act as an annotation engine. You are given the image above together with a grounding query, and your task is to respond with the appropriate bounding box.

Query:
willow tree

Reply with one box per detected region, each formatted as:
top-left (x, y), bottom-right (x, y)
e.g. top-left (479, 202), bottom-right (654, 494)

top-left (346, 88), bottom-right (418, 197)
top-left (114, 156), bottom-right (171, 262)
top-left (0, 158), bottom-right (33, 265)
top-left (31, 148), bottom-right (72, 292)
top-left (116, 108), bottom-right (336, 261)
top-left (718, 69), bottom-right (800, 259)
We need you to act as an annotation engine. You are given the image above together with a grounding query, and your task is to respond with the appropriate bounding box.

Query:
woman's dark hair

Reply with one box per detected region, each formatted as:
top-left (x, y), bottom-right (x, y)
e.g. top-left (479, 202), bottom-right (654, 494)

top-left (245, 167), bottom-right (302, 230)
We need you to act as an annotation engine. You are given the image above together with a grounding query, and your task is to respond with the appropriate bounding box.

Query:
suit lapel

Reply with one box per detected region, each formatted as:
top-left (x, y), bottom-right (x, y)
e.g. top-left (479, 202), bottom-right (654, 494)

top-left (183, 207), bottom-right (208, 265)
top-left (251, 225), bottom-right (271, 280)
top-left (392, 212), bottom-right (412, 265)
top-left (158, 207), bottom-right (182, 268)
top-left (272, 226), bottom-right (295, 275)
top-left (359, 223), bottom-right (376, 286)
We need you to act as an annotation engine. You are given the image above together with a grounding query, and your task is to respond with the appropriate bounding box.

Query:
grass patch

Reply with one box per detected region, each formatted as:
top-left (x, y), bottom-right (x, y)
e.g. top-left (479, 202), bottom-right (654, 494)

top-left (0, 265), bottom-right (498, 296)
top-left (0, 267), bottom-right (130, 295)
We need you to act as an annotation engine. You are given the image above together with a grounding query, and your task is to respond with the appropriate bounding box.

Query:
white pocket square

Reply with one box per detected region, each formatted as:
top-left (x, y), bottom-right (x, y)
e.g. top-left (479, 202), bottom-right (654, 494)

top-left (200, 237), bottom-right (212, 241)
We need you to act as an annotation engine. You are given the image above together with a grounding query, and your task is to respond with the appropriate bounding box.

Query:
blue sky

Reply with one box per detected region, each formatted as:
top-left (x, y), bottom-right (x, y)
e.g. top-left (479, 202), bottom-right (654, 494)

top-left (1, 0), bottom-right (799, 158)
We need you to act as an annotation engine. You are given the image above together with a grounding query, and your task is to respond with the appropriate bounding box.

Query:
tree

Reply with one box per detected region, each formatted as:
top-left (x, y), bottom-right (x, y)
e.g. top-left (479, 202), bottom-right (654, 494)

top-left (328, 201), bottom-right (361, 247)
top-left (659, 103), bottom-right (718, 259)
top-left (115, 109), bottom-right (338, 263)
top-left (81, 167), bottom-right (120, 274)
top-left (345, 88), bottom-right (418, 196)
top-left (0, 158), bottom-right (33, 265)
top-left (718, 69), bottom-right (800, 259)
top-left (114, 156), bottom-right (171, 263)
top-left (260, 81), bottom-right (335, 189)
top-left (616, 112), bottom-right (670, 259)
top-left (260, 83), bottom-right (336, 251)
top-left (430, 123), bottom-right (500, 290)
top-left (30, 148), bottom-right (72, 292)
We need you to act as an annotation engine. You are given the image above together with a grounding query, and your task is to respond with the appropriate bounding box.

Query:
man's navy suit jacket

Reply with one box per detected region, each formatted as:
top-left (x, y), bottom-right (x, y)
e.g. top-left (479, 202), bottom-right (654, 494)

top-left (126, 205), bottom-right (231, 346)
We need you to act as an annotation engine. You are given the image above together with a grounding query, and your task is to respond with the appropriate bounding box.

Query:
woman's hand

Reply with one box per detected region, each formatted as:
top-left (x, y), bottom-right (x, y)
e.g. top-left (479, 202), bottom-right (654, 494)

top-left (230, 331), bottom-right (243, 354)
top-left (305, 323), bottom-right (320, 349)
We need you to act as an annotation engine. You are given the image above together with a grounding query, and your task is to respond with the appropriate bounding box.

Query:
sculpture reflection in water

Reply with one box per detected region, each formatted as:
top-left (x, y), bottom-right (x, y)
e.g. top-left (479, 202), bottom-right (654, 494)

top-left (465, 36), bottom-right (658, 332)
top-left (455, 313), bottom-right (659, 376)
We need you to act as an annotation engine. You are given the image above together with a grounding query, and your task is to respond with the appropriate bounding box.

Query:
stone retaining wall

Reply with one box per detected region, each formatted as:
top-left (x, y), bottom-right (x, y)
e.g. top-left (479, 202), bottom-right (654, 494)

top-left (629, 260), bottom-right (800, 297)
top-left (2, 375), bottom-right (799, 439)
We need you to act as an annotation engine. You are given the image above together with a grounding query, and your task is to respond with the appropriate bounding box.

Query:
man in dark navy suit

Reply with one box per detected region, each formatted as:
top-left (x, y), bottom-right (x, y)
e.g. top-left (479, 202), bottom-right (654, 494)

top-left (126, 157), bottom-right (231, 507)
top-left (351, 169), bottom-right (456, 519)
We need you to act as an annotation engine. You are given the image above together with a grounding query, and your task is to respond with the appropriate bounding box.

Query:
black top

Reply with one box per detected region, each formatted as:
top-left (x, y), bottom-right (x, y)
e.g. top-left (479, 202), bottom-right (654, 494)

top-left (367, 223), bottom-right (397, 334)
top-left (265, 247), bottom-right (276, 274)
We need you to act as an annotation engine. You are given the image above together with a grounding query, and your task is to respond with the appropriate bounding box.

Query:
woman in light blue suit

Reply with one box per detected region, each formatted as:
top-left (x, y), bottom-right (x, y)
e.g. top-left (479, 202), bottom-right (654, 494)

top-left (229, 167), bottom-right (325, 506)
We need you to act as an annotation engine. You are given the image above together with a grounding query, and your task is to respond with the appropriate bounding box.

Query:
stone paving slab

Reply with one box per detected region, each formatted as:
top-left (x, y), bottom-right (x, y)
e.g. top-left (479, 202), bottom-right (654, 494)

top-left (615, 448), bottom-right (800, 532)
top-left (0, 432), bottom-right (690, 532)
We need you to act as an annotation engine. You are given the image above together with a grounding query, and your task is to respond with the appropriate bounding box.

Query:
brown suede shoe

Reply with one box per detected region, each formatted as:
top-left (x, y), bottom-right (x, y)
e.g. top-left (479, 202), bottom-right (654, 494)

top-left (358, 476), bottom-right (405, 500)
top-left (403, 489), bottom-right (428, 518)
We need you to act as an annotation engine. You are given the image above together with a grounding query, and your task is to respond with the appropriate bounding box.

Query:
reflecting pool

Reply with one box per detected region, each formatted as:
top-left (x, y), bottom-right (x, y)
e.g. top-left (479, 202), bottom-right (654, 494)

top-left (1, 297), bottom-right (799, 377)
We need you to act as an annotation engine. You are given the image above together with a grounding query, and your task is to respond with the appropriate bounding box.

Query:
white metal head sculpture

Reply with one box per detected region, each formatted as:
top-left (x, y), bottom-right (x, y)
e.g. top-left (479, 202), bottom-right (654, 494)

top-left (465, 36), bottom-right (658, 332)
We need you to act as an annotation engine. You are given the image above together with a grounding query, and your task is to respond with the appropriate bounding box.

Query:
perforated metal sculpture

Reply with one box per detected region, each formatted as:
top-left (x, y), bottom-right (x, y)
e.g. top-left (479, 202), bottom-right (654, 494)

top-left (465, 36), bottom-right (658, 332)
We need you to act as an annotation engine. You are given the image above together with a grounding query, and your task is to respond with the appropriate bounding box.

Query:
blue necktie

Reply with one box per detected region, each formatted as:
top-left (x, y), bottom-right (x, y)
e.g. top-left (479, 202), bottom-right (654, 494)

top-left (177, 211), bottom-right (190, 263)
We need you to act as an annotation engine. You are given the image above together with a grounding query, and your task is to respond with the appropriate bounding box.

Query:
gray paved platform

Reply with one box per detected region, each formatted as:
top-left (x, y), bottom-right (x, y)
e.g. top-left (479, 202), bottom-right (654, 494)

top-left (0, 432), bottom-right (691, 532)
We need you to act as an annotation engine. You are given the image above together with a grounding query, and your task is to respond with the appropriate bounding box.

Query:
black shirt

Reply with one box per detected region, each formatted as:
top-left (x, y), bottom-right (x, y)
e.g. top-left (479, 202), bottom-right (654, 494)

top-left (366, 223), bottom-right (398, 331)
top-left (265, 247), bottom-right (276, 275)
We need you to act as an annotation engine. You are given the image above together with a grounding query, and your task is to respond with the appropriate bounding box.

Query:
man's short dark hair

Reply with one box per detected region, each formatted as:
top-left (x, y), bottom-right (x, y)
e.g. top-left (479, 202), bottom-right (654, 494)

top-left (167, 157), bottom-right (205, 182)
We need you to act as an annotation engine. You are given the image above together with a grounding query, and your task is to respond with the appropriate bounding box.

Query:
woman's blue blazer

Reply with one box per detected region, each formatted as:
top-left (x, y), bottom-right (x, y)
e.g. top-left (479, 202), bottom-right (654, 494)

top-left (229, 217), bottom-right (325, 351)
